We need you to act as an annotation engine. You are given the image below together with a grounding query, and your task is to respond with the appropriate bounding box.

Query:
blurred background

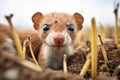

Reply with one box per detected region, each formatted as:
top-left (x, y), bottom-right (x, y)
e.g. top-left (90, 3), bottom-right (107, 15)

top-left (0, 0), bottom-right (120, 29)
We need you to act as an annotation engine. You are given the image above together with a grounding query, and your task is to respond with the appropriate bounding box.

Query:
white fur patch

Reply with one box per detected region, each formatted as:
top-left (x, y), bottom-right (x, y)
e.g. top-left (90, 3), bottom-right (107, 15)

top-left (43, 30), bottom-right (73, 69)
top-left (43, 44), bottom-right (72, 69)
top-left (45, 31), bottom-right (72, 46)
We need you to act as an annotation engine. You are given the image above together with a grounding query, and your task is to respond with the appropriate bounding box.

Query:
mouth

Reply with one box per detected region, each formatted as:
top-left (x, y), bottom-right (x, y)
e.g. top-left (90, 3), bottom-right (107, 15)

top-left (54, 44), bottom-right (66, 47)
top-left (45, 42), bottom-right (66, 47)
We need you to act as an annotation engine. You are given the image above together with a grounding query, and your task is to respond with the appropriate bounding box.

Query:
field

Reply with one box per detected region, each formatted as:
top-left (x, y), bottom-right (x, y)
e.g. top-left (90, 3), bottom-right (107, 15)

top-left (0, 22), bottom-right (120, 80)
top-left (0, 4), bottom-right (120, 80)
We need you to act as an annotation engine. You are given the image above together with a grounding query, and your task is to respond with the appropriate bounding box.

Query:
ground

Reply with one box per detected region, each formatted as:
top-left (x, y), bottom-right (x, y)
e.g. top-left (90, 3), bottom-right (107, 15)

top-left (0, 27), bottom-right (120, 80)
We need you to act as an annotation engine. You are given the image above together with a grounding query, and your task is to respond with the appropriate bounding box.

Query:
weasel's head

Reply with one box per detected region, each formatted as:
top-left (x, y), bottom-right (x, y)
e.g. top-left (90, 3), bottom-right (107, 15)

top-left (32, 12), bottom-right (84, 47)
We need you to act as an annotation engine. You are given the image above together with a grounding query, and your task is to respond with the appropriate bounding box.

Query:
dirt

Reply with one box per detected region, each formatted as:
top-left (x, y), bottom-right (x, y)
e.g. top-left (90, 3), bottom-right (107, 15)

top-left (67, 49), bottom-right (87, 74)
top-left (0, 41), bottom-right (120, 80)
top-left (0, 51), bottom-right (84, 80)
top-left (67, 41), bottom-right (120, 80)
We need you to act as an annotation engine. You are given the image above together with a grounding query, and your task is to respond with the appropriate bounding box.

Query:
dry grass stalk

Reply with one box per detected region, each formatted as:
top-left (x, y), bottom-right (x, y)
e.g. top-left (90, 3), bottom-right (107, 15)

top-left (27, 35), bottom-right (42, 70)
top-left (22, 40), bottom-right (28, 56)
top-left (114, 3), bottom-right (119, 48)
top-left (99, 23), bottom-right (106, 41)
top-left (98, 35), bottom-right (108, 63)
top-left (5, 14), bottom-right (25, 58)
top-left (91, 17), bottom-right (98, 79)
top-left (63, 54), bottom-right (67, 73)
top-left (79, 54), bottom-right (91, 77)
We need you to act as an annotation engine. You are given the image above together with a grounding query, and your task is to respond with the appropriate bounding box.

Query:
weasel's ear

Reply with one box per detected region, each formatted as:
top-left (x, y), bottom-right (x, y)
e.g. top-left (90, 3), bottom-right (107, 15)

top-left (73, 13), bottom-right (84, 30)
top-left (32, 12), bottom-right (43, 30)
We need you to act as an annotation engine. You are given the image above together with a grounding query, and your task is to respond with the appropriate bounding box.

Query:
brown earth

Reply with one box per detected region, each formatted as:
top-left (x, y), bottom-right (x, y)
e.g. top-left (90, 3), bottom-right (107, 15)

top-left (1, 39), bottom-right (120, 80)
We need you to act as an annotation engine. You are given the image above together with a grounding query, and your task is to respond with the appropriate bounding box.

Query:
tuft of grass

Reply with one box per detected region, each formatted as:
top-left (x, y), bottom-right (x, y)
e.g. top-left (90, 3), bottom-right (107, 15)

top-left (79, 54), bottom-right (91, 77)
top-left (91, 17), bottom-right (98, 79)
top-left (114, 3), bottom-right (119, 48)
top-left (63, 54), bottom-right (67, 73)
top-left (5, 14), bottom-right (25, 58)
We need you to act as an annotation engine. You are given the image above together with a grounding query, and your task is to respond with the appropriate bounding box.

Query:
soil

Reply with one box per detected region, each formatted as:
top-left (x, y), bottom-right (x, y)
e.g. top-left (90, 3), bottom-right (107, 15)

top-left (0, 40), bottom-right (120, 80)
top-left (67, 41), bottom-right (120, 80)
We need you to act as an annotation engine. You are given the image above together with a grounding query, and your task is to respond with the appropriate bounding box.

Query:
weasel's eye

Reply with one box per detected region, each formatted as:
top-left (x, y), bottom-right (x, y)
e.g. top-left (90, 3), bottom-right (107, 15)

top-left (68, 24), bottom-right (74, 31)
top-left (43, 24), bottom-right (50, 31)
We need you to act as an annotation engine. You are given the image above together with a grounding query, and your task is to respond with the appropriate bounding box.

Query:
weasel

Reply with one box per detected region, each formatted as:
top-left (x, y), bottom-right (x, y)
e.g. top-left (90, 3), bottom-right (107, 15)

top-left (0, 12), bottom-right (84, 70)
top-left (32, 12), bottom-right (84, 69)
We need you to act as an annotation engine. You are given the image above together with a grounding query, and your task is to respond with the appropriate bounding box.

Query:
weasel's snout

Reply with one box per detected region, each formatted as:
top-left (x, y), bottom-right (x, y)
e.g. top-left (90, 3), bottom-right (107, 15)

top-left (45, 31), bottom-right (72, 46)
top-left (53, 35), bottom-right (64, 45)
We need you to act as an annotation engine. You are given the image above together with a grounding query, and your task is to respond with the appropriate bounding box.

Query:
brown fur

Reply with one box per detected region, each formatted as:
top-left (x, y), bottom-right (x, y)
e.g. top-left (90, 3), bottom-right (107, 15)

top-left (32, 12), bottom-right (83, 43)
top-left (0, 12), bottom-right (84, 70)
top-left (32, 12), bottom-right (84, 69)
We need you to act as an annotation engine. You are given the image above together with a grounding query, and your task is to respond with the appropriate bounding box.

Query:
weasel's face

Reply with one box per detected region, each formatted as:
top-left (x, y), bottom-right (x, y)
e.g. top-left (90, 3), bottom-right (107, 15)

top-left (32, 12), bottom-right (84, 47)
top-left (44, 30), bottom-right (73, 47)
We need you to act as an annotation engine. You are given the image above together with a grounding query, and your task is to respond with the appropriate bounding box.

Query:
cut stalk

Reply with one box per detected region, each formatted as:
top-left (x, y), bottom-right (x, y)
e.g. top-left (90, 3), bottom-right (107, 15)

top-left (23, 40), bottom-right (28, 56)
top-left (27, 36), bottom-right (41, 70)
top-left (100, 23), bottom-right (105, 41)
top-left (98, 35), bottom-right (108, 63)
top-left (91, 17), bottom-right (98, 79)
top-left (114, 3), bottom-right (119, 48)
top-left (80, 54), bottom-right (91, 77)
top-left (63, 54), bottom-right (67, 73)
top-left (5, 14), bottom-right (25, 58)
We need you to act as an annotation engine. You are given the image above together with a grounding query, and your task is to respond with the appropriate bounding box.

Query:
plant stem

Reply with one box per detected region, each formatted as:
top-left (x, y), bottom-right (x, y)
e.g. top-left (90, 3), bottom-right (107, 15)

top-left (91, 17), bottom-right (98, 79)
top-left (23, 40), bottom-right (28, 56)
top-left (5, 14), bottom-right (25, 58)
top-left (114, 3), bottom-right (119, 48)
top-left (100, 23), bottom-right (105, 41)
top-left (27, 36), bottom-right (41, 70)
top-left (63, 54), bottom-right (67, 73)
top-left (98, 35), bottom-right (108, 63)
top-left (80, 54), bottom-right (91, 77)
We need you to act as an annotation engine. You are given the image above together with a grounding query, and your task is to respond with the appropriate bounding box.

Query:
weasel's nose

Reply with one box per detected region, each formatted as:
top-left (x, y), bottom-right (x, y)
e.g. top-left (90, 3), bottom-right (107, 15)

top-left (54, 35), bottom-right (64, 45)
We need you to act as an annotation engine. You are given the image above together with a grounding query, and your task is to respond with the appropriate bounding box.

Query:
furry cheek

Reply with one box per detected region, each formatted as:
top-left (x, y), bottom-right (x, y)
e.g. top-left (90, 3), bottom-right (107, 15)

top-left (44, 31), bottom-right (72, 46)
top-left (44, 31), bottom-right (55, 46)
top-left (63, 31), bottom-right (72, 45)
